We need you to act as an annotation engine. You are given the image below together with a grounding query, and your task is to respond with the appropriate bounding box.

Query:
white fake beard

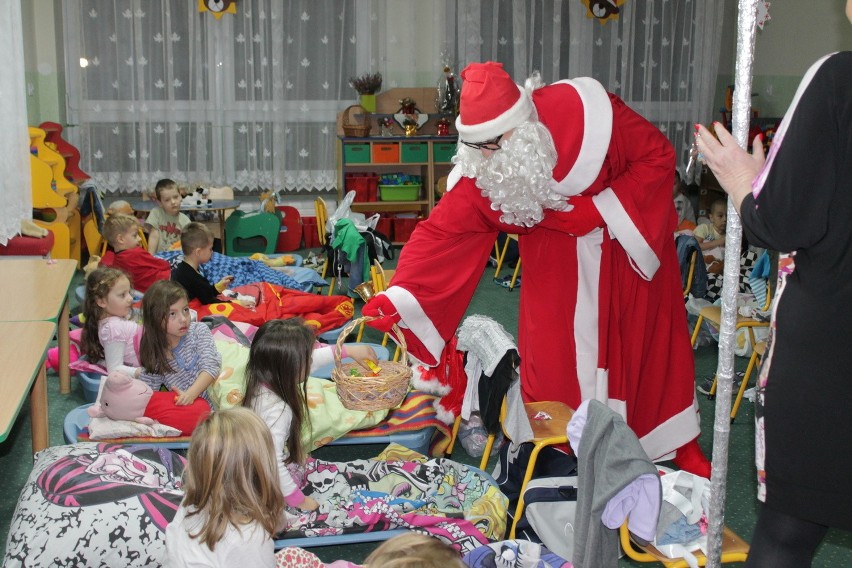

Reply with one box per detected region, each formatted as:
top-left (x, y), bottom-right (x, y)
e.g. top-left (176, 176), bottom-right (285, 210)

top-left (453, 121), bottom-right (566, 227)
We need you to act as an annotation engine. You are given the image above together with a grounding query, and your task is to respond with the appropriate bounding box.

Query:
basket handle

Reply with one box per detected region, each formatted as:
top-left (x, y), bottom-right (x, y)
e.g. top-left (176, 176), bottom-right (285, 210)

top-left (334, 316), bottom-right (408, 367)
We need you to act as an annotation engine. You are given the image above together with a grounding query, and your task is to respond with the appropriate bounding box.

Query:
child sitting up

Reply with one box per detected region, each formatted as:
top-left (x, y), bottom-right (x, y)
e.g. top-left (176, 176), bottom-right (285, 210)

top-left (694, 198), bottom-right (727, 273)
top-left (242, 319), bottom-right (322, 513)
top-left (80, 266), bottom-right (142, 376)
top-left (172, 222), bottom-right (253, 307)
top-left (139, 280), bottom-right (218, 407)
top-left (163, 407), bottom-right (285, 567)
top-left (96, 213), bottom-right (171, 292)
top-left (146, 178), bottom-right (191, 254)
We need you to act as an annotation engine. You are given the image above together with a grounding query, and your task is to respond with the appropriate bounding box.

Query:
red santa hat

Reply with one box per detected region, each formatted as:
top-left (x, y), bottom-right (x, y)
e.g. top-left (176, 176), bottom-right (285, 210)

top-left (455, 62), bottom-right (533, 143)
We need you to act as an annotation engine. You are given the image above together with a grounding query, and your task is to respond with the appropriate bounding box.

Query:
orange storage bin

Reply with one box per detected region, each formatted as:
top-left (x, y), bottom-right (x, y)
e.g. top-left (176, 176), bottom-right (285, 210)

top-left (371, 143), bottom-right (400, 164)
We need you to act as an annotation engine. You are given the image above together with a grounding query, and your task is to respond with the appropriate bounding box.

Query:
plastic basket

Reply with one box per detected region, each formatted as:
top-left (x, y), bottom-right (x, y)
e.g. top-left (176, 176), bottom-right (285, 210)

top-left (331, 317), bottom-right (411, 411)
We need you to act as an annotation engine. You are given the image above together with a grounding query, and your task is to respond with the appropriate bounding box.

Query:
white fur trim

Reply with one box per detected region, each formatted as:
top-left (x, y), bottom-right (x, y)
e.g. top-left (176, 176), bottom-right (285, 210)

top-left (456, 84), bottom-right (534, 143)
top-left (445, 165), bottom-right (463, 192)
top-left (593, 188), bottom-right (660, 280)
top-left (640, 399), bottom-right (701, 462)
top-left (550, 78), bottom-right (612, 196)
top-left (433, 404), bottom-right (457, 425)
top-left (383, 286), bottom-right (445, 366)
top-left (575, 230), bottom-right (603, 400)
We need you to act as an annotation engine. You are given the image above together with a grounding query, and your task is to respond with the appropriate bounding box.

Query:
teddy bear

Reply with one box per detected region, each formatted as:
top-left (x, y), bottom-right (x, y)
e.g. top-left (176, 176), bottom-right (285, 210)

top-left (182, 186), bottom-right (212, 207)
top-left (86, 370), bottom-right (155, 425)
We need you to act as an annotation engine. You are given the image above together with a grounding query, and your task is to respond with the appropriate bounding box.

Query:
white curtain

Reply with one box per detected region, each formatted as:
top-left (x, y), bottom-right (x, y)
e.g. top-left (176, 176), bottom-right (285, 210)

top-left (445, 0), bottom-right (726, 172)
top-left (63, 0), bottom-right (371, 195)
top-left (0, 0), bottom-right (31, 244)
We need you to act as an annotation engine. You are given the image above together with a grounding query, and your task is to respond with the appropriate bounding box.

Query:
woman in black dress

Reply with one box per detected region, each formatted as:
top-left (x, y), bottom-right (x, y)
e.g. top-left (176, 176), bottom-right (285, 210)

top-left (695, 5), bottom-right (852, 564)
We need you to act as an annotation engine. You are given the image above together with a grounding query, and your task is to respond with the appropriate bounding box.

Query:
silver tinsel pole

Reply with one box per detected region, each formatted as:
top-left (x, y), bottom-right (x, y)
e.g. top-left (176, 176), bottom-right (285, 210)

top-left (706, 0), bottom-right (758, 566)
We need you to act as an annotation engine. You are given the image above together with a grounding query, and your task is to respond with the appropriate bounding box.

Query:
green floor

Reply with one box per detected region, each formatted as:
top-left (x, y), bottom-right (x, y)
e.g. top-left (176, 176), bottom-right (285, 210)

top-left (2, 249), bottom-right (850, 566)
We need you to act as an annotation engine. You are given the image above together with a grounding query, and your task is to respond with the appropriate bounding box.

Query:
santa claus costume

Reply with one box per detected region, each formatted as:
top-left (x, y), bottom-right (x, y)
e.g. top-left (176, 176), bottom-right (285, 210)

top-left (364, 62), bottom-right (707, 475)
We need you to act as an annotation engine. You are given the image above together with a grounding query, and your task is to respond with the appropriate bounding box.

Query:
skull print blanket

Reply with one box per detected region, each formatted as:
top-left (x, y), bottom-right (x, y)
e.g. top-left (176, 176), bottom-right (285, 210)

top-left (4, 444), bottom-right (505, 567)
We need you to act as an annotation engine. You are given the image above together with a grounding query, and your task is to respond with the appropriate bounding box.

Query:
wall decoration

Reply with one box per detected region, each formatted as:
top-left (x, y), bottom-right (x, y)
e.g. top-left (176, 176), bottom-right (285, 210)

top-left (198, 0), bottom-right (237, 20)
top-left (580, 0), bottom-right (627, 24)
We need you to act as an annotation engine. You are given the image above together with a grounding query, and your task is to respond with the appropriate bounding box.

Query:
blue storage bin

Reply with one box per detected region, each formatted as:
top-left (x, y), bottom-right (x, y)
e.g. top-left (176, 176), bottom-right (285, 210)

top-left (77, 369), bottom-right (104, 403)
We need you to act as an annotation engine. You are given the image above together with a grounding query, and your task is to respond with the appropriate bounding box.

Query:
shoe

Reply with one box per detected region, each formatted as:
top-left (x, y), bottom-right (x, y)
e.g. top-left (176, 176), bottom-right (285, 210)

top-left (486, 256), bottom-right (498, 268)
top-left (696, 372), bottom-right (744, 396)
top-left (672, 438), bottom-right (712, 478)
top-left (494, 275), bottom-right (520, 289)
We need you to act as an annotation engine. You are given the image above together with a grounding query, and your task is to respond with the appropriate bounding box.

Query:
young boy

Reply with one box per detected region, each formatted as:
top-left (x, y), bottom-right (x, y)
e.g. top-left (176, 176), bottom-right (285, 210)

top-left (146, 178), bottom-right (191, 254)
top-left (97, 214), bottom-right (172, 292)
top-left (172, 222), bottom-right (254, 307)
top-left (695, 198), bottom-right (727, 273)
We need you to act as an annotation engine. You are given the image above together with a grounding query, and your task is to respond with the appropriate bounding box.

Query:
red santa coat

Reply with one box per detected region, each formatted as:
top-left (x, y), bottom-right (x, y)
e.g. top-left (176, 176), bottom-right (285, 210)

top-left (379, 79), bottom-right (698, 460)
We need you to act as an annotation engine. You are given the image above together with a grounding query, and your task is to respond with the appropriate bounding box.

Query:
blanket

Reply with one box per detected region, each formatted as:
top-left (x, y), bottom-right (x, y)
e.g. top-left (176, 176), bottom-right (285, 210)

top-left (191, 282), bottom-right (354, 330)
top-left (3, 444), bottom-right (504, 567)
top-left (277, 445), bottom-right (506, 554)
top-left (156, 250), bottom-right (311, 291)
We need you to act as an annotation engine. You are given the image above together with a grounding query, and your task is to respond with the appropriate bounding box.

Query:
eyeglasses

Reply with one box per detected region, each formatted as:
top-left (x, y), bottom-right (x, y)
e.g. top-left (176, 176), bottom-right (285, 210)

top-left (460, 134), bottom-right (503, 151)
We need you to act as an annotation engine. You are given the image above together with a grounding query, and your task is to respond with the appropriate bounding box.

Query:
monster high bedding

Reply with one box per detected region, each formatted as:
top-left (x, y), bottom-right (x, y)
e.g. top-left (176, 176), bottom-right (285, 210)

top-left (4, 444), bottom-right (505, 567)
top-left (4, 443), bottom-right (184, 568)
top-left (276, 445), bottom-right (506, 554)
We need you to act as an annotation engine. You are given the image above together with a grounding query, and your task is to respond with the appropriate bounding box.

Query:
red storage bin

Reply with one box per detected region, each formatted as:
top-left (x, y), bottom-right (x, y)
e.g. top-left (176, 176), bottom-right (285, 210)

top-left (345, 172), bottom-right (379, 202)
top-left (302, 216), bottom-right (320, 248)
top-left (274, 205), bottom-right (303, 252)
top-left (372, 214), bottom-right (393, 241)
top-left (393, 216), bottom-right (421, 243)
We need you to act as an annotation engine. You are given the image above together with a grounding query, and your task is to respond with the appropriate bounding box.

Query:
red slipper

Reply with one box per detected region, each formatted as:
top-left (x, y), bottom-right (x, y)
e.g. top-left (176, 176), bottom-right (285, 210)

top-left (672, 438), bottom-right (712, 478)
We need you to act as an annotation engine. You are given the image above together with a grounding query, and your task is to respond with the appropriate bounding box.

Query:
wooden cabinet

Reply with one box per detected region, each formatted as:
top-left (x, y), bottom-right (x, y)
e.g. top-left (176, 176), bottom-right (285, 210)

top-left (336, 88), bottom-right (457, 243)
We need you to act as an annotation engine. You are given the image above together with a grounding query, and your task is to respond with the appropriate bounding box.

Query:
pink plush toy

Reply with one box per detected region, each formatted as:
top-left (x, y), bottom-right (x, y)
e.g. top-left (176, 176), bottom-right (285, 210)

top-left (86, 370), bottom-right (155, 425)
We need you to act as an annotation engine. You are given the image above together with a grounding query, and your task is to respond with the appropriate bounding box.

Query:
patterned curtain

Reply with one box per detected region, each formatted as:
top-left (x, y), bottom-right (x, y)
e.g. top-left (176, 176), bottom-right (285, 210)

top-left (62, 0), bottom-right (369, 194)
top-left (443, 0), bottom-right (726, 172)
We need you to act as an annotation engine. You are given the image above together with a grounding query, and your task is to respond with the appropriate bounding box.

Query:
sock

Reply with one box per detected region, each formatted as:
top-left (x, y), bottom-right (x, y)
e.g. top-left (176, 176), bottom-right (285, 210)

top-left (672, 438), bottom-right (712, 478)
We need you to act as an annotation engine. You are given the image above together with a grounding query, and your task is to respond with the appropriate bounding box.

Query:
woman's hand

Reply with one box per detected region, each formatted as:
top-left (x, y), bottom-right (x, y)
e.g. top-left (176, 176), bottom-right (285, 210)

top-left (695, 123), bottom-right (766, 211)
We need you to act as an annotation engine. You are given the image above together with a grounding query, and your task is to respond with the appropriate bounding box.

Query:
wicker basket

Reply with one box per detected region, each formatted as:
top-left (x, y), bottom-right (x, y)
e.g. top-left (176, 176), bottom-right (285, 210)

top-left (342, 105), bottom-right (372, 137)
top-left (331, 317), bottom-right (411, 411)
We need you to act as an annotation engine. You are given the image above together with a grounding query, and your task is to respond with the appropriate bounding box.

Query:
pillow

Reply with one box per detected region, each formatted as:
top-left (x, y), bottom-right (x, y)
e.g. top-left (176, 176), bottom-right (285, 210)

top-left (88, 416), bottom-right (181, 440)
top-left (3, 443), bottom-right (185, 568)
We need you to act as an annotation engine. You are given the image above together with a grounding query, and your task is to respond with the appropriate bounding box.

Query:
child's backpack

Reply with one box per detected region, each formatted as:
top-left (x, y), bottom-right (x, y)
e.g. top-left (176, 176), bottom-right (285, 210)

top-left (492, 440), bottom-right (579, 559)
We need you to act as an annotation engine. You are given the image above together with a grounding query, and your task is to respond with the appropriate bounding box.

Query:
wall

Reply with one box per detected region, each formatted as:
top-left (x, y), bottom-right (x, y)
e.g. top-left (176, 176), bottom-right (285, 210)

top-left (716, 0), bottom-right (851, 119)
top-left (22, 0), bottom-right (65, 126)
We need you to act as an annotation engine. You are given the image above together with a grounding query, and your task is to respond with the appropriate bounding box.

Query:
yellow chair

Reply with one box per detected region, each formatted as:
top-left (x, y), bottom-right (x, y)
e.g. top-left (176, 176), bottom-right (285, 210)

top-left (730, 339), bottom-right (766, 421)
top-left (355, 261), bottom-right (401, 362)
top-left (314, 197), bottom-right (336, 295)
top-left (619, 522), bottom-right (749, 567)
top-left (683, 250), bottom-right (698, 299)
top-left (446, 396), bottom-right (574, 540)
top-left (493, 233), bottom-right (521, 291)
top-left (690, 278), bottom-right (771, 410)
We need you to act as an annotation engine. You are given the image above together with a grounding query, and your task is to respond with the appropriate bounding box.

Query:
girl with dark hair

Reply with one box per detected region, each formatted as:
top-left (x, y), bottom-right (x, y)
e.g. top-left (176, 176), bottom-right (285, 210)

top-left (139, 280), bottom-right (219, 407)
top-left (242, 318), bottom-right (320, 513)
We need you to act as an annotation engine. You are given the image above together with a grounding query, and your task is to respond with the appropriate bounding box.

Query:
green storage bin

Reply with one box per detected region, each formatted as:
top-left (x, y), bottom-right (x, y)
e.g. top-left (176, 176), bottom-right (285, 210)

top-left (433, 142), bottom-right (457, 163)
top-left (401, 142), bottom-right (428, 163)
top-left (379, 184), bottom-right (421, 201)
top-left (343, 143), bottom-right (371, 164)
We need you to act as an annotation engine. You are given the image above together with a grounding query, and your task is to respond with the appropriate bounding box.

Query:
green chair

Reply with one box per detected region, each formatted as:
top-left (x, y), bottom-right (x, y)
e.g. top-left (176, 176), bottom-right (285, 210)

top-left (224, 209), bottom-right (281, 257)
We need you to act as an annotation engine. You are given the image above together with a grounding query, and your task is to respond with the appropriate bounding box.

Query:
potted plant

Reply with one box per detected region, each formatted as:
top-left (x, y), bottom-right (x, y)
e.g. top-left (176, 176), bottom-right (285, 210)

top-left (349, 72), bottom-right (382, 112)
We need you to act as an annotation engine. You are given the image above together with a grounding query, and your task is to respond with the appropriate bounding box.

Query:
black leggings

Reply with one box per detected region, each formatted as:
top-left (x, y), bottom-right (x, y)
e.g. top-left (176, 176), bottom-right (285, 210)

top-left (744, 503), bottom-right (829, 568)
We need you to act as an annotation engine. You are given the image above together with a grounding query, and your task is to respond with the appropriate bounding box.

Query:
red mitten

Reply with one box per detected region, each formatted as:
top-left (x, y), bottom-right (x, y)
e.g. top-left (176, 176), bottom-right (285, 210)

top-left (361, 293), bottom-right (401, 333)
top-left (540, 196), bottom-right (604, 236)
